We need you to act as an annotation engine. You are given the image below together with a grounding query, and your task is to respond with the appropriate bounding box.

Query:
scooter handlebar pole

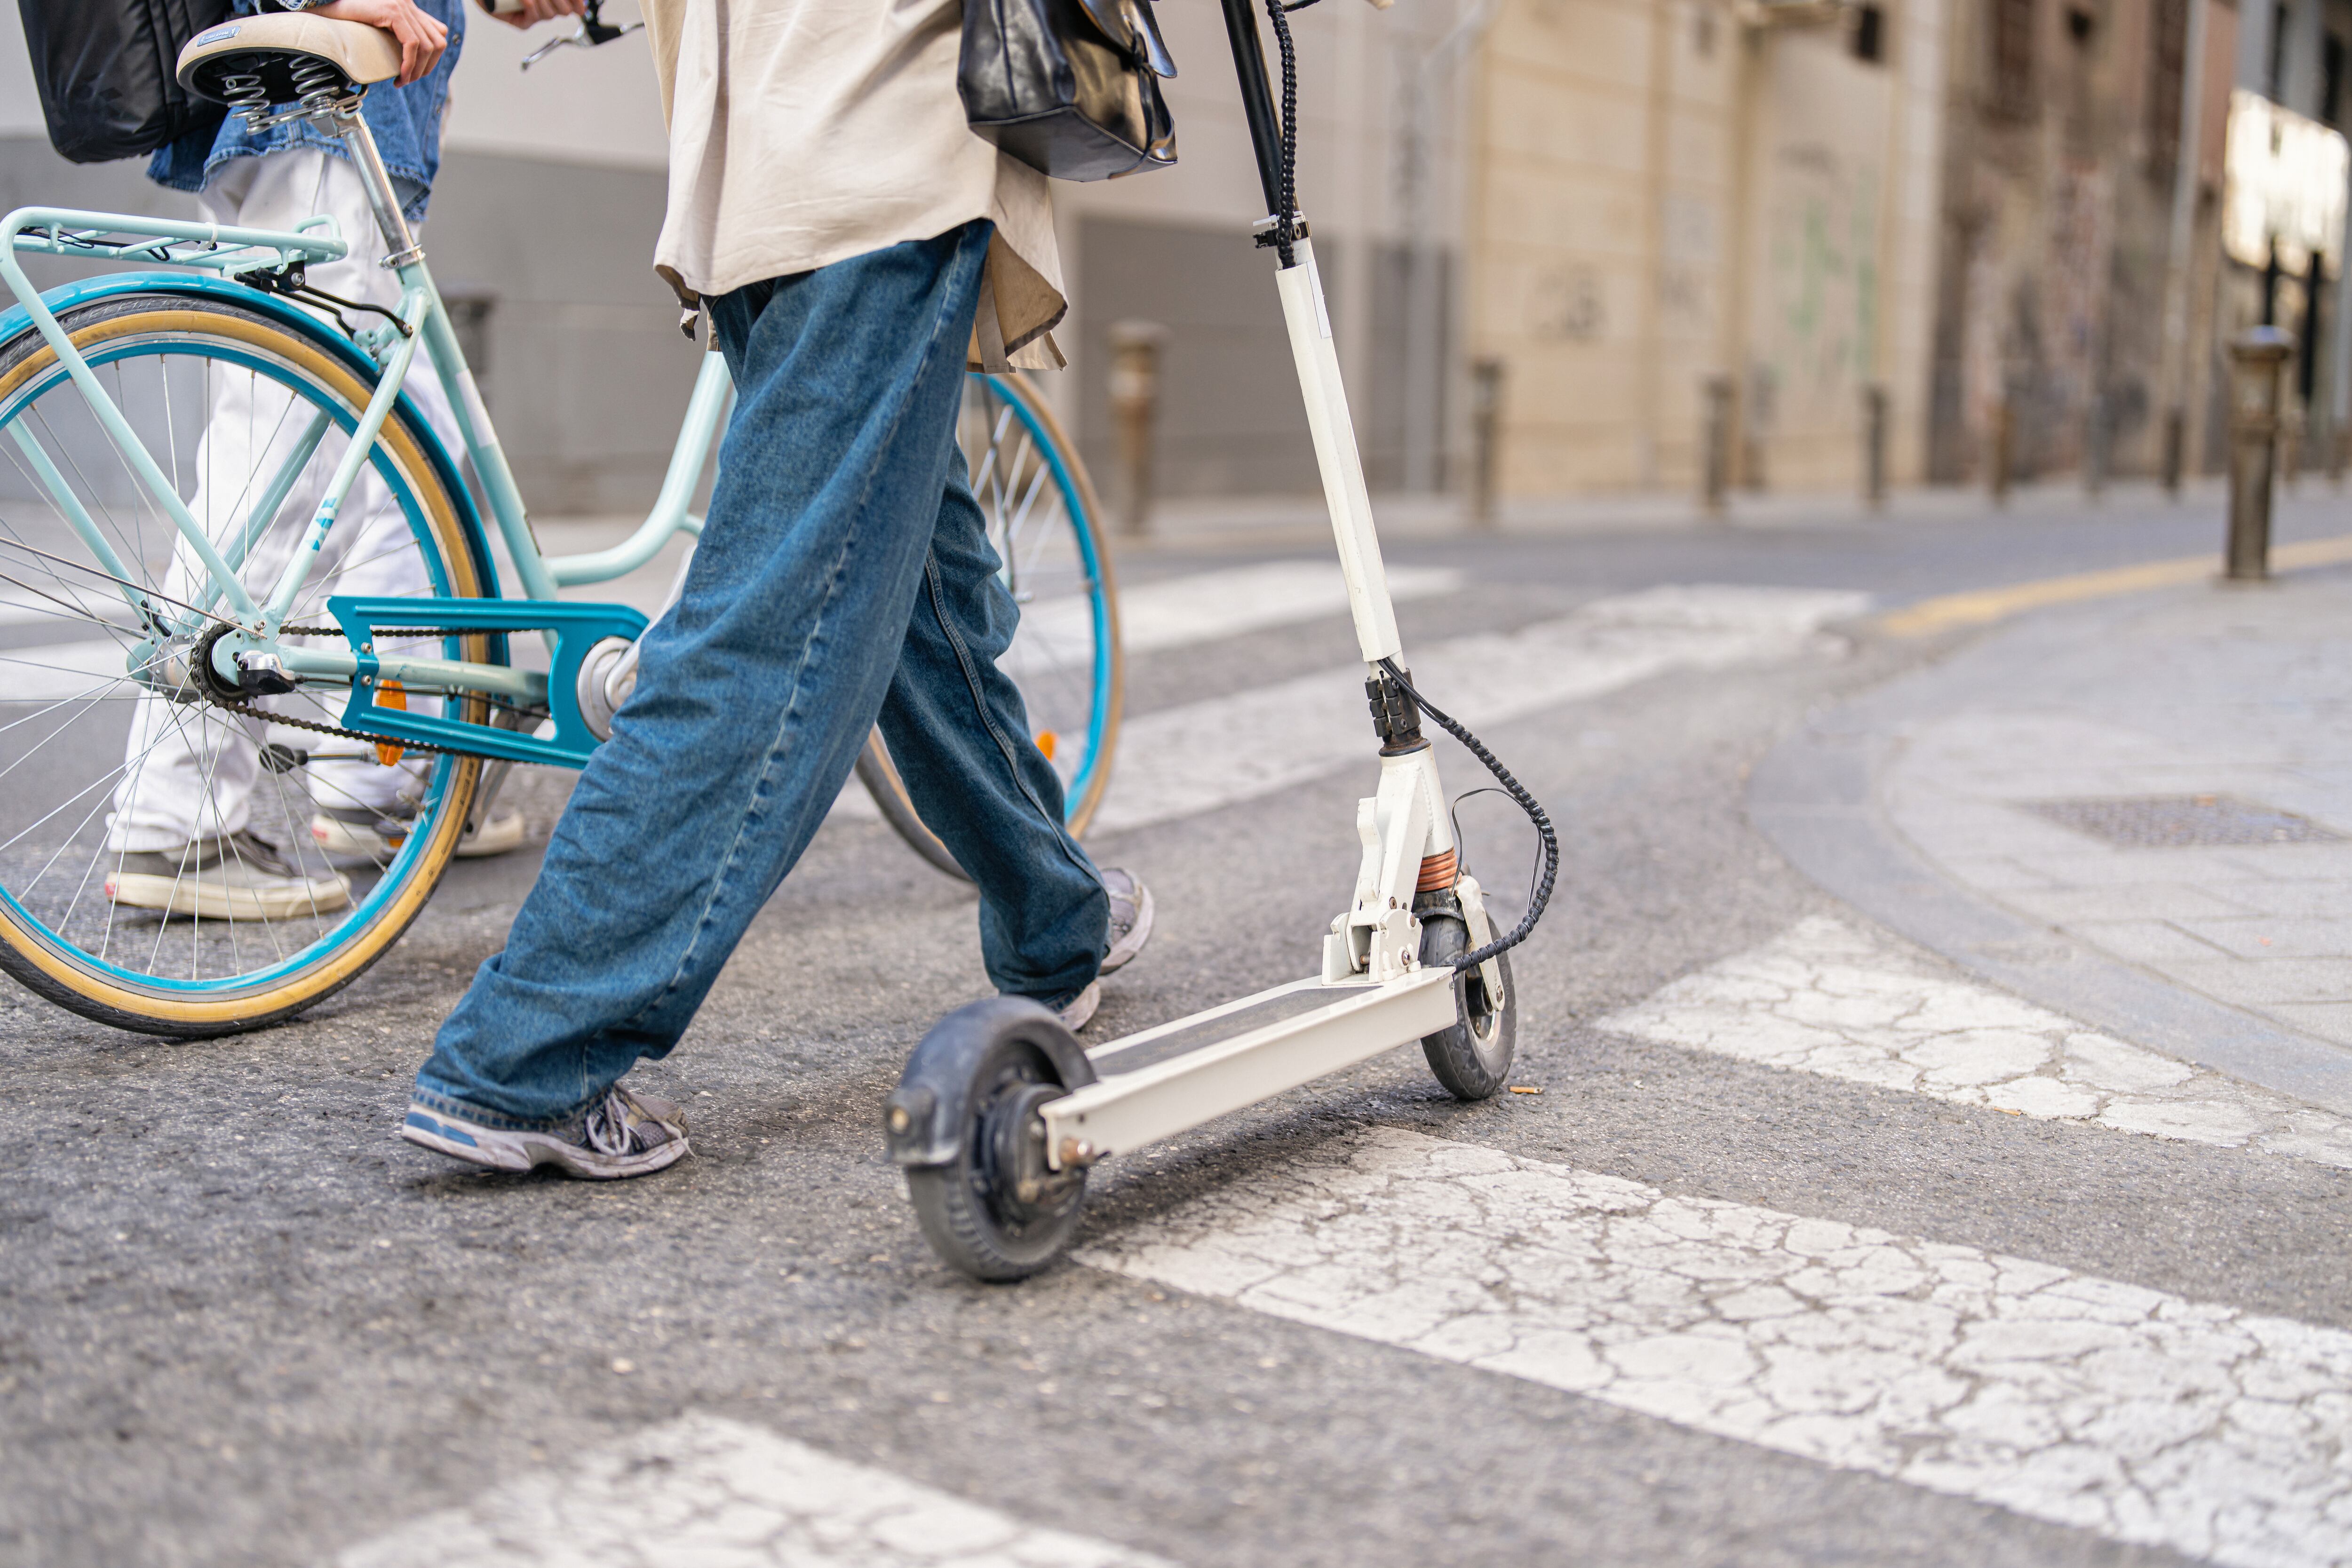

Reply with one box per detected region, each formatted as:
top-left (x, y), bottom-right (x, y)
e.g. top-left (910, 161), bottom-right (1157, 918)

top-left (1223, 0), bottom-right (1404, 666)
top-left (1218, 0), bottom-right (1288, 228)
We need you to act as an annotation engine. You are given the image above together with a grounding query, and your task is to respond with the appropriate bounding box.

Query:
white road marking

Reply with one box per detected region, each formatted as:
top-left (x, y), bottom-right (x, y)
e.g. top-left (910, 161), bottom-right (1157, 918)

top-left (0, 637), bottom-right (133, 702)
top-left (1094, 585), bottom-right (1869, 833)
top-left (1599, 917), bottom-right (2352, 1170)
top-left (1025, 560), bottom-right (1465, 661)
top-left (999, 561), bottom-right (1464, 685)
top-left (337, 1411), bottom-right (1177, 1568)
top-left (837, 560), bottom-right (1468, 824)
top-left (1081, 1127), bottom-right (2352, 1568)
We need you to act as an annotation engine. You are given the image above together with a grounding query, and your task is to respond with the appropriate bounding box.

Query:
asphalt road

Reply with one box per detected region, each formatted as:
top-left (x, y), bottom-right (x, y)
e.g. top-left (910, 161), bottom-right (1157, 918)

top-left (5, 484), bottom-right (2350, 1567)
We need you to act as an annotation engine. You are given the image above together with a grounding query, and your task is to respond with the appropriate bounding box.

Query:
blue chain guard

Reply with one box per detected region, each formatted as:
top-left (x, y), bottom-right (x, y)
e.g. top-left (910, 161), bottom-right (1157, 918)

top-left (326, 597), bottom-right (647, 768)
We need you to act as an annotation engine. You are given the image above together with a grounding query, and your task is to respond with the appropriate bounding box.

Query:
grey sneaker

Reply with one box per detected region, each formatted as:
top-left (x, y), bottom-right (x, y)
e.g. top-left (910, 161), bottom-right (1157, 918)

top-left (313, 804), bottom-right (526, 861)
top-left (1054, 980), bottom-right (1102, 1033)
top-left (105, 831), bottom-right (350, 920)
top-left (400, 1084), bottom-right (691, 1180)
top-left (1098, 867), bottom-right (1153, 976)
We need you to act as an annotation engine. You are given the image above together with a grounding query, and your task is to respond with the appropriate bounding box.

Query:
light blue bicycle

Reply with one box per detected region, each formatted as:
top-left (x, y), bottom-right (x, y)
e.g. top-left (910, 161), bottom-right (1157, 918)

top-left (0, 13), bottom-right (1120, 1037)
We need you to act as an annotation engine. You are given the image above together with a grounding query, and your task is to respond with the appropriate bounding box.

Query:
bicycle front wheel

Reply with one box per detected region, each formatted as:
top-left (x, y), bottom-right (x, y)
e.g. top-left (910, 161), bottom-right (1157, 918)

top-left (0, 290), bottom-right (493, 1036)
top-left (859, 372), bottom-right (1122, 879)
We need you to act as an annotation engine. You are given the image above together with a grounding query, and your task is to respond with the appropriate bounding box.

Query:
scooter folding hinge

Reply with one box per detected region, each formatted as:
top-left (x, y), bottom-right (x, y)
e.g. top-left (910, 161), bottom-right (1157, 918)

top-left (1326, 744), bottom-right (1454, 983)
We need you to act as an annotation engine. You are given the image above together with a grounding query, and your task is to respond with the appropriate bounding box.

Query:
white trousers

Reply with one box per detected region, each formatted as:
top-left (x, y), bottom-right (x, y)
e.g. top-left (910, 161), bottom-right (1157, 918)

top-left (109, 151), bottom-right (466, 852)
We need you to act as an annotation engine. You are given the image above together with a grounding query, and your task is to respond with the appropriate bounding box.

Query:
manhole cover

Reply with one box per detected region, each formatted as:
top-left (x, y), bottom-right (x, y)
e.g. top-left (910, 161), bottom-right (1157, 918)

top-left (2019, 795), bottom-right (2346, 848)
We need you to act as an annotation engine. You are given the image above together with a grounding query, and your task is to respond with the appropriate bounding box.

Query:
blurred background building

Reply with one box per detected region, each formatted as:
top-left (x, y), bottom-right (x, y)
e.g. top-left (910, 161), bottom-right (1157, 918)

top-left (3, 0), bottom-right (2345, 512)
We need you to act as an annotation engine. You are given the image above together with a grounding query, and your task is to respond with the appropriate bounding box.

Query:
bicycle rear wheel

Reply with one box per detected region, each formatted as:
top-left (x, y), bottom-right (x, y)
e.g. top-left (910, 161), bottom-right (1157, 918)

top-left (858, 372), bottom-right (1121, 879)
top-left (0, 290), bottom-right (493, 1036)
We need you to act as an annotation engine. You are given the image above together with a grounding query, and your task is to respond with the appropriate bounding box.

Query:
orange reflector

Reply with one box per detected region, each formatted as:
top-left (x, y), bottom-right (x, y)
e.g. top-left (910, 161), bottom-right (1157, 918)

top-left (1035, 729), bottom-right (1057, 760)
top-left (373, 678), bottom-right (406, 765)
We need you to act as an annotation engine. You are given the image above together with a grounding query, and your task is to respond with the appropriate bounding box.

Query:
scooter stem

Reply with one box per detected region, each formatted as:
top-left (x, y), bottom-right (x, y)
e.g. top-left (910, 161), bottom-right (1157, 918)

top-left (1220, 0), bottom-right (1406, 667)
top-left (1276, 241), bottom-right (1404, 666)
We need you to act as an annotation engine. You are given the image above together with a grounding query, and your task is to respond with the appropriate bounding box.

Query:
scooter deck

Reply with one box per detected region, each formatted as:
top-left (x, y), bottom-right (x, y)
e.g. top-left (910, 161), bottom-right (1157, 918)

top-left (1043, 968), bottom-right (1459, 1165)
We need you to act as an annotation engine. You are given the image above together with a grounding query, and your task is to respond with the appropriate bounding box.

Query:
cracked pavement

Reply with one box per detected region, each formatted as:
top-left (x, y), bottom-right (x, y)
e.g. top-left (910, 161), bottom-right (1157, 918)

top-left (1083, 1125), bottom-right (2352, 1568)
top-left (8, 496), bottom-right (2352, 1567)
top-left (1599, 917), bottom-right (2352, 1170)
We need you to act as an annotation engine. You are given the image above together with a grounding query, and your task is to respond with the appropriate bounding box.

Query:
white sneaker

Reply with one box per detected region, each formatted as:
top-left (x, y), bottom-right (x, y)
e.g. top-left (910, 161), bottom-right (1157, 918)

top-left (105, 832), bottom-right (350, 920)
top-left (312, 805), bottom-right (526, 861)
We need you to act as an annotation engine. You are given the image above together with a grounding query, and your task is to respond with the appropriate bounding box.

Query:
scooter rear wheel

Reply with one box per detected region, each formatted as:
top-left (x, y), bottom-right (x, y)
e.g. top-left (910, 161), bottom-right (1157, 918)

top-left (905, 1023), bottom-right (1090, 1281)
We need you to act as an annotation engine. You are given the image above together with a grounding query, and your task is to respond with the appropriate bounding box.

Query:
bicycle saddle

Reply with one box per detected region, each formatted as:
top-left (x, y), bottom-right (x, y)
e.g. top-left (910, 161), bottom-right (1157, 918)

top-left (177, 13), bottom-right (401, 107)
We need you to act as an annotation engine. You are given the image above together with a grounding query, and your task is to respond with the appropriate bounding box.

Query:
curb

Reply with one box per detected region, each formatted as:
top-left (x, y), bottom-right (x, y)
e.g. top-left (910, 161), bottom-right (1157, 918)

top-left (1748, 704), bottom-right (2352, 1121)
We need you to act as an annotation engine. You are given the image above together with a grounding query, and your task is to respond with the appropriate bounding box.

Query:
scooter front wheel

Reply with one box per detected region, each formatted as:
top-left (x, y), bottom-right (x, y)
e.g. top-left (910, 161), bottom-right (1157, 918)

top-left (1419, 909), bottom-right (1518, 1099)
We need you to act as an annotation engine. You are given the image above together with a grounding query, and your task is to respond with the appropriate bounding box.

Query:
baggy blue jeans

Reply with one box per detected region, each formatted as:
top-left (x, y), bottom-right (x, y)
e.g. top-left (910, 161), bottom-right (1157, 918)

top-left (413, 221), bottom-right (1109, 1129)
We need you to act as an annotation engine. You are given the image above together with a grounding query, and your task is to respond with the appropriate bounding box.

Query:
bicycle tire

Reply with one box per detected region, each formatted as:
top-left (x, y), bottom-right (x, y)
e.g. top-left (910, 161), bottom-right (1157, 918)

top-left (0, 290), bottom-right (493, 1036)
top-left (858, 371), bottom-right (1122, 880)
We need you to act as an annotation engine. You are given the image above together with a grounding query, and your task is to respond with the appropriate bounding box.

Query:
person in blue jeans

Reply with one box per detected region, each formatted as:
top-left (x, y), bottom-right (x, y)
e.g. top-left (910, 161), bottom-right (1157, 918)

top-left (399, 0), bottom-right (1153, 1180)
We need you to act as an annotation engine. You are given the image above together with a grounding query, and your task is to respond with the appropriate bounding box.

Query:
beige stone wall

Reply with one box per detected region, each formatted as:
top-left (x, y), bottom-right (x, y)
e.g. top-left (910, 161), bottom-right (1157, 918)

top-left (1465, 0), bottom-right (1947, 500)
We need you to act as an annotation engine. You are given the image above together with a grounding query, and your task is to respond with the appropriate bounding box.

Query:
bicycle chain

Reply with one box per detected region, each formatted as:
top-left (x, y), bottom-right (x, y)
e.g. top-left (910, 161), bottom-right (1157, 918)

top-left (205, 624), bottom-right (522, 761)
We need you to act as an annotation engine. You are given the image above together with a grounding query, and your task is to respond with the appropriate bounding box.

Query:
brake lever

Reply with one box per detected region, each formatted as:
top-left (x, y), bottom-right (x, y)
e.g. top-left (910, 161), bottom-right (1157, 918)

top-left (518, 0), bottom-right (644, 70)
top-left (520, 18), bottom-right (642, 67)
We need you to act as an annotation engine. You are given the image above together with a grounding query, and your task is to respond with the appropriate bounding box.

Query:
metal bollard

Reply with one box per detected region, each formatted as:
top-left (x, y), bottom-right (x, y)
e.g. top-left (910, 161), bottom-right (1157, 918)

top-left (1988, 395), bottom-right (2014, 507)
top-left (2224, 326), bottom-right (2293, 580)
top-left (2084, 387), bottom-right (2110, 500)
top-left (2161, 406), bottom-right (2186, 497)
top-left (1701, 374), bottom-right (1733, 514)
top-left (1861, 383), bottom-right (1887, 509)
top-left (1107, 320), bottom-right (1168, 537)
top-left (1468, 357), bottom-right (1505, 529)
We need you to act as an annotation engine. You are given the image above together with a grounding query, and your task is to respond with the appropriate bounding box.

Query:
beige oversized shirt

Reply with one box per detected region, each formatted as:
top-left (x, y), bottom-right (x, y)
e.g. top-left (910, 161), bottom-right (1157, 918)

top-left (639, 0), bottom-right (1066, 368)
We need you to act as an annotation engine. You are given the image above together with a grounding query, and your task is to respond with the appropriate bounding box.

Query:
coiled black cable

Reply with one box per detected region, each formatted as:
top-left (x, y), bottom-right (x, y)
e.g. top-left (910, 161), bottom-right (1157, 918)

top-left (1261, 0), bottom-right (1299, 268)
top-left (1377, 658), bottom-right (1558, 971)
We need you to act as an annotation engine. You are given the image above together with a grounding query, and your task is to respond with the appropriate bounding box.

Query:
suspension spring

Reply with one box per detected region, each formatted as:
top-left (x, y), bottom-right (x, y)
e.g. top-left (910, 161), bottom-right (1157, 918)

top-left (218, 72), bottom-right (271, 125)
top-left (290, 56), bottom-right (357, 117)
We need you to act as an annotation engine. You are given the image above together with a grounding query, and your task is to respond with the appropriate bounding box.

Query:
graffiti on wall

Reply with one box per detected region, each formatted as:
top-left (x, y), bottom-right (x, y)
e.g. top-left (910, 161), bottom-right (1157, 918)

top-left (1531, 263), bottom-right (1606, 340)
top-left (1758, 142), bottom-right (1880, 440)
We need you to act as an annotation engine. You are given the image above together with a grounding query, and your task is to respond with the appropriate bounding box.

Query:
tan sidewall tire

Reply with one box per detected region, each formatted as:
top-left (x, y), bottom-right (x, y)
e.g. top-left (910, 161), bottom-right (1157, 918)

top-left (0, 296), bottom-right (487, 1036)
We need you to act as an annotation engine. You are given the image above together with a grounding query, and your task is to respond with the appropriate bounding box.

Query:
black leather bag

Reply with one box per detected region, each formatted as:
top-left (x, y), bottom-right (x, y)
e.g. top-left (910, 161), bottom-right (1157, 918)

top-left (17, 0), bottom-right (236, 164)
top-left (959, 0), bottom-right (1177, 181)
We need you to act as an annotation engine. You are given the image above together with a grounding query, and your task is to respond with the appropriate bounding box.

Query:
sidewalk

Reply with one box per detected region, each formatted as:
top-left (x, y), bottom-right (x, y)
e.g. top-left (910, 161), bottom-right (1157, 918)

top-left (1883, 573), bottom-right (2352, 1049)
top-left (1753, 561), bottom-right (2352, 1114)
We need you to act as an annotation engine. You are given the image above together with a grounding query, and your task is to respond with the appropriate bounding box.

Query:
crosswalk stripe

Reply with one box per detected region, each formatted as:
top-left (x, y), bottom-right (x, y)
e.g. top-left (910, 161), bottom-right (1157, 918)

top-left (836, 560), bottom-right (1471, 824)
top-left (0, 637), bottom-right (131, 702)
top-left (1019, 560), bottom-right (1465, 665)
top-left (1080, 1126), bottom-right (2352, 1568)
top-left (1093, 585), bottom-right (1869, 834)
top-left (335, 1411), bottom-right (1178, 1567)
top-left (1598, 917), bottom-right (2352, 1171)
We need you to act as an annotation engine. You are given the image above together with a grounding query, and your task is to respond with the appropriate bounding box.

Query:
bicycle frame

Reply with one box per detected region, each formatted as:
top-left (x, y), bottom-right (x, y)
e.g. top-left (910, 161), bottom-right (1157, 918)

top-left (1, 103), bottom-right (733, 766)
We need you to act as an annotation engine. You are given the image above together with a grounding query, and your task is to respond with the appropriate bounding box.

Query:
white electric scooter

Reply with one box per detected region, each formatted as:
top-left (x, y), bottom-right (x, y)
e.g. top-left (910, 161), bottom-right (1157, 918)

top-left (886, 0), bottom-right (1558, 1279)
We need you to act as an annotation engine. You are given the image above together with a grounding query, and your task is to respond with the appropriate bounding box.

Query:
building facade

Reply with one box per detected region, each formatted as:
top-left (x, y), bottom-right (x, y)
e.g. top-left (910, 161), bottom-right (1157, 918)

top-left (4, 0), bottom-right (2342, 509)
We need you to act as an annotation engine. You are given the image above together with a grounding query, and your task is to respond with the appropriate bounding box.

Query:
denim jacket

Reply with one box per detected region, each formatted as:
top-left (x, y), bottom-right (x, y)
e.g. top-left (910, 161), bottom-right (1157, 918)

top-left (147, 0), bottom-right (466, 223)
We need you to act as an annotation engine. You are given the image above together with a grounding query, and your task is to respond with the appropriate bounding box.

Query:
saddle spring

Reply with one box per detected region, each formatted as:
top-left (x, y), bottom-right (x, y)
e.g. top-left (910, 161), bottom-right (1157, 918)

top-left (289, 55), bottom-right (358, 116)
top-left (217, 72), bottom-right (271, 124)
